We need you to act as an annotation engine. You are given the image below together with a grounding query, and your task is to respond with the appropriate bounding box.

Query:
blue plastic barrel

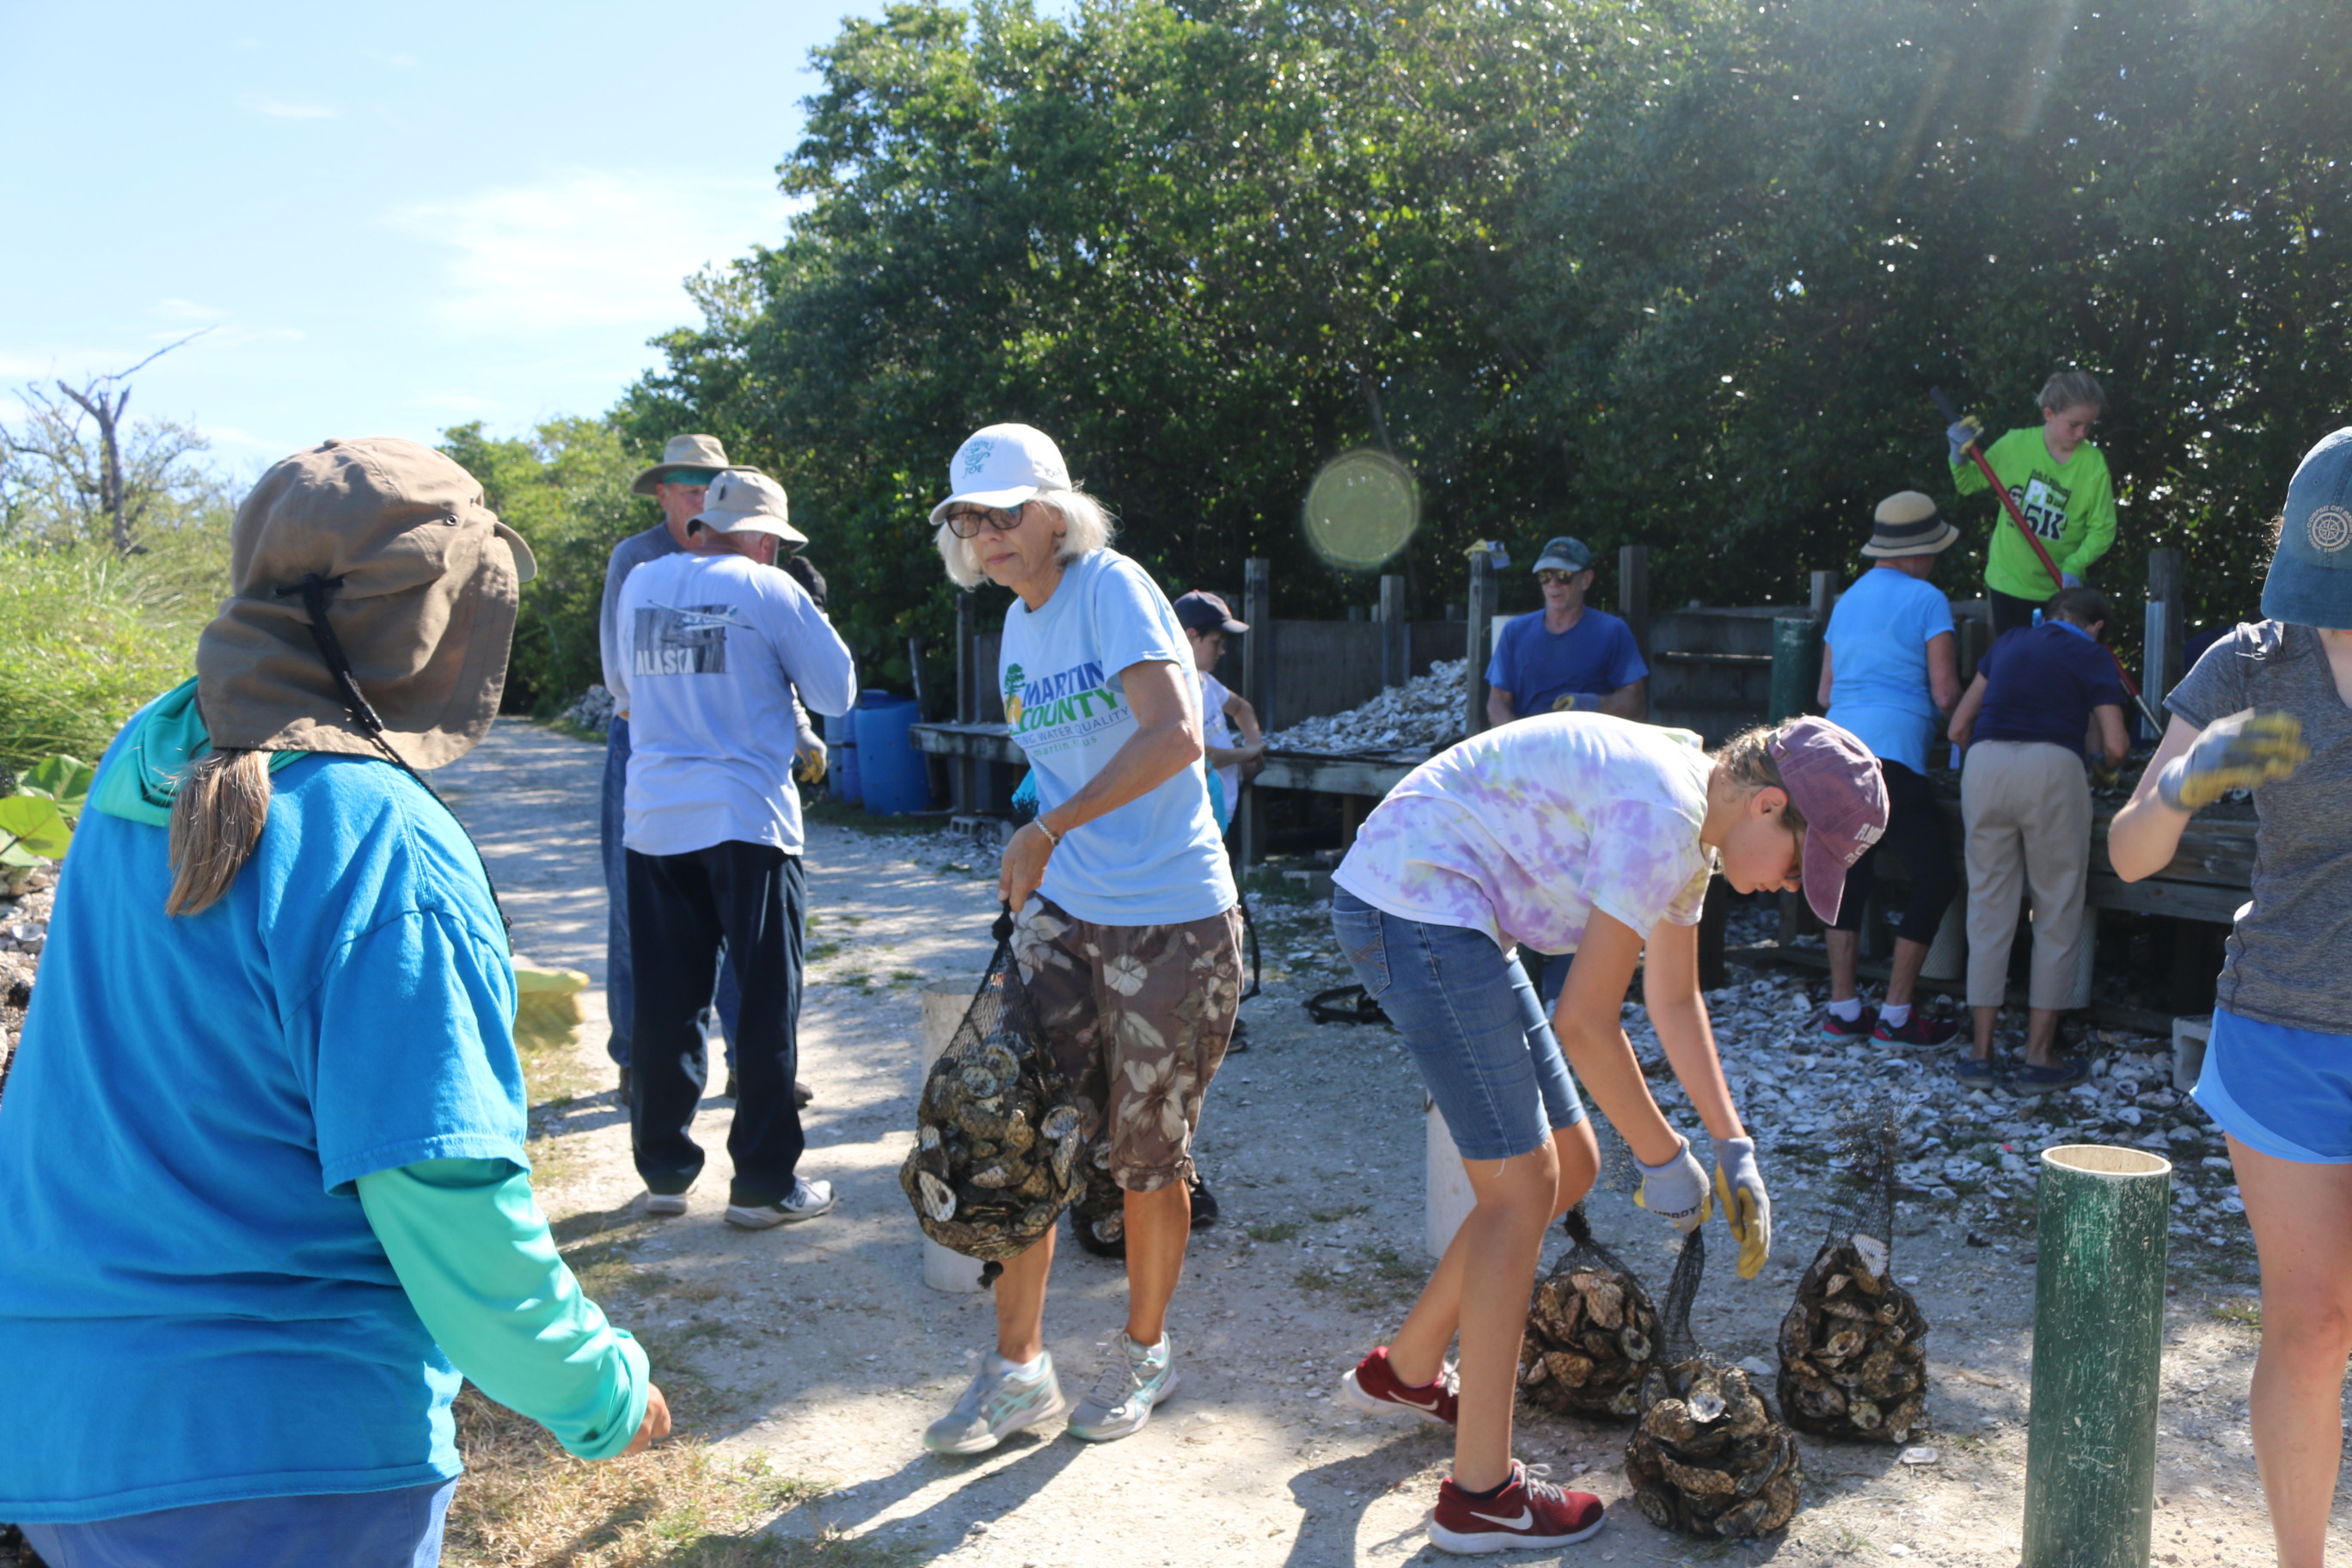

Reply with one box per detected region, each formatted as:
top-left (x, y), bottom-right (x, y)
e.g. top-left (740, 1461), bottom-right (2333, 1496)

top-left (854, 691), bottom-right (932, 814)
top-left (824, 709), bottom-right (861, 805)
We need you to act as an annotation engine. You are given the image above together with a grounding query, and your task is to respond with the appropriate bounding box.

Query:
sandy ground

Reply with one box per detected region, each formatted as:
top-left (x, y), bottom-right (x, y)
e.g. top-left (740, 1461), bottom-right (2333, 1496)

top-left (428, 719), bottom-right (2343, 1567)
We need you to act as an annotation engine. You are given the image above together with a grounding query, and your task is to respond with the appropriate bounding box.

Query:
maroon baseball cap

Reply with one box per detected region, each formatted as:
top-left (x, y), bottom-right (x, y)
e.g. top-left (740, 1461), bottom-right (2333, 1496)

top-left (1767, 717), bottom-right (1889, 925)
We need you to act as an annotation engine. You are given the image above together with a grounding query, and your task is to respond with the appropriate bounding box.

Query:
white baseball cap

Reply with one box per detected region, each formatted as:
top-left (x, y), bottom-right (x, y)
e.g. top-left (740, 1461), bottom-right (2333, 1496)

top-left (928, 423), bottom-right (1073, 525)
top-left (690, 469), bottom-right (807, 544)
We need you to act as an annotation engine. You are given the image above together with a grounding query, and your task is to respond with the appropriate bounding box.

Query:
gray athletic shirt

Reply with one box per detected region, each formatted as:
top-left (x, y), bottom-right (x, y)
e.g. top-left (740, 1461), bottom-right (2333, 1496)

top-left (2165, 621), bottom-right (2352, 1034)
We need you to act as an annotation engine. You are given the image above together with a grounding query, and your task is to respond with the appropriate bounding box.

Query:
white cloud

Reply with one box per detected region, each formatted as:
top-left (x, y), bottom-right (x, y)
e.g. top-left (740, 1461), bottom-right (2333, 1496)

top-left (384, 170), bottom-right (786, 339)
top-left (240, 96), bottom-right (337, 120)
top-left (383, 53), bottom-right (419, 68)
top-left (154, 298), bottom-right (230, 323)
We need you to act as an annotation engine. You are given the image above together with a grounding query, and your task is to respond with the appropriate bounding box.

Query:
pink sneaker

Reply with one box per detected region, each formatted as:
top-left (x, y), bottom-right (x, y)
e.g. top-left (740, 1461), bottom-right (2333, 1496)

top-left (1429, 1461), bottom-right (1606, 1553)
top-left (1340, 1346), bottom-right (1458, 1425)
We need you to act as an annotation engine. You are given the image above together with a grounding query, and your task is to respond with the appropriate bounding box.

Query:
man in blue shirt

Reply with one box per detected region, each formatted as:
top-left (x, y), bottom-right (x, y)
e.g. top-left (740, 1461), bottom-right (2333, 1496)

top-left (1945, 586), bottom-right (2129, 1089)
top-left (1485, 536), bottom-right (1649, 727)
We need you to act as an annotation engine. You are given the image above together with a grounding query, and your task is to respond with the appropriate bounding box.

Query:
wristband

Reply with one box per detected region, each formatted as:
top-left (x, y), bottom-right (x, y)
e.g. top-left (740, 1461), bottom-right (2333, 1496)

top-left (1033, 817), bottom-right (1062, 847)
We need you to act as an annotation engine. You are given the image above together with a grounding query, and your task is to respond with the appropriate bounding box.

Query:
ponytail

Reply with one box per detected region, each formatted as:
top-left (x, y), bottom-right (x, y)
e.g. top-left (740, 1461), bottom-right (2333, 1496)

top-left (167, 749), bottom-right (273, 916)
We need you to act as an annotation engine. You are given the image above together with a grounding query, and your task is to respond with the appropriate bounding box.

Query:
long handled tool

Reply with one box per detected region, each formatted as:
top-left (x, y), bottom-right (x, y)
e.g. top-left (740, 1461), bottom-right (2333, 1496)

top-left (1932, 386), bottom-right (2164, 733)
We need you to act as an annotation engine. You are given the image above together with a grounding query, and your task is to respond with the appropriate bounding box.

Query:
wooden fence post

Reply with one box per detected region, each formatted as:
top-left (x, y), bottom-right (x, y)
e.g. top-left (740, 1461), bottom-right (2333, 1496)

top-left (1465, 550), bottom-right (1498, 735)
top-left (2145, 547), bottom-right (2184, 721)
top-left (1380, 573), bottom-right (1407, 690)
top-left (1620, 545), bottom-right (1651, 664)
top-left (953, 592), bottom-right (977, 813)
top-left (1244, 557), bottom-right (1273, 732)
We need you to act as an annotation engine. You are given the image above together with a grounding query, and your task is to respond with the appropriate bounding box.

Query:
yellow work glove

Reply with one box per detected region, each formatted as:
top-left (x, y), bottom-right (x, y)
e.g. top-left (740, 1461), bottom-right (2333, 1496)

top-left (1710, 1135), bottom-right (1773, 1281)
top-left (793, 738), bottom-right (829, 786)
top-left (1550, 692), bottom-right (1596, 714)
top-left (1632, 1136), bottom-right (1712, 1234)
top-left (2156, 707), bottom-right (2306, 812)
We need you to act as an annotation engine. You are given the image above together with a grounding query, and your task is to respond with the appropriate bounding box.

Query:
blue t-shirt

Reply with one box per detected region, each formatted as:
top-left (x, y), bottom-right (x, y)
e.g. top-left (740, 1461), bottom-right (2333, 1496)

top-left (1825, 567), bottom-right (1957, 774)
top-left (1974, 622), bottom-right (2126, 756)
top-left (1001, 549), bottom-right (1236, 926)
top-left (0, 724), bottom-right (525, 1522)
top-left (1485, 607), bottom-right (1648, 716)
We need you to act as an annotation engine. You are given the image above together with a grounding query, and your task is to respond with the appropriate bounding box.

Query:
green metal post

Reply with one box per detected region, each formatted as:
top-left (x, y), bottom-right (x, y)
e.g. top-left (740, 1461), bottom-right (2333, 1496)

top-left (2021, 1145), bottom-right (2173, 1568)
top-left (1768, 616), bottom-right (1822, 723)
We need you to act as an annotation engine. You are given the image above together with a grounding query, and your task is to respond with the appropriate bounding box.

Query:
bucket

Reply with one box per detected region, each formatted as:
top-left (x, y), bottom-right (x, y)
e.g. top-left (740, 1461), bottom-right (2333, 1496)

top-left (854, 691), bottom-right (933, 815)
top-left (824, 710), bottom-right (861, 805)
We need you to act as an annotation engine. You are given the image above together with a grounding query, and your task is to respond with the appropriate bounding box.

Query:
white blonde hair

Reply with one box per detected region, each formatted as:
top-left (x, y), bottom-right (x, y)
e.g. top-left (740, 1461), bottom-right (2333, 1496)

top-left (934, 489), bottom-right (1118, 589)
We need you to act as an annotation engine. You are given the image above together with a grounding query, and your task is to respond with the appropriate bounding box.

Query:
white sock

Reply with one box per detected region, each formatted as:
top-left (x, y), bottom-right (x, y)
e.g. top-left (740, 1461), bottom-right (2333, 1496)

top-left (1828, 996), bottom-right (1863, 1022)
top-left (1880, 1001), bottom-right (1913, 1028)
top-left (1128, 1333), bottom-right (1168, 1363)
top-left (995, 1351), bottom-right (1045, 1380)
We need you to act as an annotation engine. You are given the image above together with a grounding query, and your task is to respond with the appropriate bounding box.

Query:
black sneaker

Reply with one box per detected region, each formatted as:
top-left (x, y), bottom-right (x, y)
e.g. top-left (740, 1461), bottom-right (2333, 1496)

top-left (1224, 1016), bottom-right (1252, 1055)
top-left (1817, 1003), bottom-right (1877, 1042)
top-left (1188, 1172), bottom-right (1219, 1230)
top-left (1873, 1010), bottom-right (1961, 1048)
top-left (616, 1066), bottom-right (632, 1105)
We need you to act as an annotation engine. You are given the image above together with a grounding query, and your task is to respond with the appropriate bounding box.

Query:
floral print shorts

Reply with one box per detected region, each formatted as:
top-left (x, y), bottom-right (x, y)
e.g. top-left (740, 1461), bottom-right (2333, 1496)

top-left (1012, 896), bottom-right (1245, 1194)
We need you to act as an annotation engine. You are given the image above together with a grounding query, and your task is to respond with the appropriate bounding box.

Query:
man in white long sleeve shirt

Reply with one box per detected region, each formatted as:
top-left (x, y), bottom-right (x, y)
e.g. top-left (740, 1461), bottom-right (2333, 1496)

top-left (613, 469), bottom-right (858, 1228)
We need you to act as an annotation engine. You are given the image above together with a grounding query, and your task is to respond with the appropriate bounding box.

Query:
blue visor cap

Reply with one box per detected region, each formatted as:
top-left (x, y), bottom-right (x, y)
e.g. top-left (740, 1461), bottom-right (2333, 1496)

top-left (2263, 427), bottom-right (2352, 630)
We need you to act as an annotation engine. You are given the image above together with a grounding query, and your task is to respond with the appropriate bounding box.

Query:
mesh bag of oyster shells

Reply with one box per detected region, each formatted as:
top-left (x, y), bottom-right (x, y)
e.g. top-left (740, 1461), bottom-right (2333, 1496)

top-left (1776, 1111), bottom-right (1931, 1443)
top-left (1069, 1152), bottom-right (1127, 1259)
top-left (898, 910), bottom-right (1088, 1278)
top-left (1517, 1204), bottom-right (1660, 1418)
top-left (1625, 1230), bottom-right (1806, 1539)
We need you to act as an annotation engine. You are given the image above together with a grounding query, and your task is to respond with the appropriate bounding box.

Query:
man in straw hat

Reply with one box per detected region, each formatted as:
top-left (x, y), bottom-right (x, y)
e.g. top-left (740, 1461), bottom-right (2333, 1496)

top-left (612, 469), bottom-right (855, 1228)
top-left (1814, 491), bottom-right (1963, 1048)
top-left (0, 438), bottom-right (667, 1563)
top-left (601, 435), bottom-right (823, 1106)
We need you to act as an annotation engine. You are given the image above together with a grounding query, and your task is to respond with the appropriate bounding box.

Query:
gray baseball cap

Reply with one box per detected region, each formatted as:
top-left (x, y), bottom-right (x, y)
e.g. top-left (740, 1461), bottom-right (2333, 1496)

top-left (2263, 428), bottom-right (2352, 628)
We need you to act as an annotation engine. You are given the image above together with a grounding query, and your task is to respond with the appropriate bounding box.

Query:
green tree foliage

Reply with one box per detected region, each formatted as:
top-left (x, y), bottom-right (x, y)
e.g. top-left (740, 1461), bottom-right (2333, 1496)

top-left (627, 0), bottom-right (2349, 657)
top-left (438, 418), bottom-right (659, 715)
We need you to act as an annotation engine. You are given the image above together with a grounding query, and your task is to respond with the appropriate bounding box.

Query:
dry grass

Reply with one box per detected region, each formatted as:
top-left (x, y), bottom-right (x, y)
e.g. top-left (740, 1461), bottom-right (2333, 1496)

top-left (442, 1390), bottom-right (908, 1568)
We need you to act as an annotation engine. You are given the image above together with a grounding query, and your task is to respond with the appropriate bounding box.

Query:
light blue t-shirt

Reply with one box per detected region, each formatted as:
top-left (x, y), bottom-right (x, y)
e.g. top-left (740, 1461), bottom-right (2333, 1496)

top-left (1824, 566), bottom-right (1956, 775)
top-left (0, 723), bottom-right (527, 1523)
top-left (1001, 549), bottom-right (1236, 925)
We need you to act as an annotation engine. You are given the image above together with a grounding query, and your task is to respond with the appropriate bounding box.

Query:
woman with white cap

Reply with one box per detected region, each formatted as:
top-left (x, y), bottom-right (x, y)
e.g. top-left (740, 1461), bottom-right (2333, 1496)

top-left (1328, 713), bottom-right (1886, 1553)
top-left (921, 424), bottom-right (1243, 1455)
top-left (0, 439), bottom-right (666, 1565)
top-left (2110, 430), bottom-right (2349, 1568)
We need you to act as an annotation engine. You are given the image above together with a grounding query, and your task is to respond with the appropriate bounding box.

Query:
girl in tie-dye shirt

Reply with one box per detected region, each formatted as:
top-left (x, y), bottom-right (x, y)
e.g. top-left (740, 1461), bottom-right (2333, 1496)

top-left (1328, 714), bottom-right (1887, 1553)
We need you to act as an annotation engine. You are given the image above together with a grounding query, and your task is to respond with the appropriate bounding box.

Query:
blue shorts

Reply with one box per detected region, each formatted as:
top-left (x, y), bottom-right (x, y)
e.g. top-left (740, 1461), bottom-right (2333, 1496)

top-left (1330, 890), bottom-right (1588, 1161)
top-left (21, 1479), bottom-right (456, 1568)
top-left (2194, 1008), bottom-right (2352, 1165)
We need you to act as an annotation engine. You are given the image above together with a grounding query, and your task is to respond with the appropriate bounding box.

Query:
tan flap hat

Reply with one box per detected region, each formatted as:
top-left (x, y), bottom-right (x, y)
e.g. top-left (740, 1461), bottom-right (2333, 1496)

top-left (194, 437), bottom-right (535, 770)
top-left (631, 432), bottom-right (732, 496)
top-left (690, 469), bottom-right (807, 544)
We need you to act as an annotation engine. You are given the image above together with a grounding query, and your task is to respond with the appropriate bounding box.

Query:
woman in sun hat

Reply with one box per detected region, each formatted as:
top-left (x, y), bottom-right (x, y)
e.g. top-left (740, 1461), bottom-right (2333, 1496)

top-left (920, 423), bottom-right (1243, 1455)
top-left (1327, 713), bottom-right (1886, 1554)
top-left (0, 438), bottom-right (666, 1565)
top-left (2110, 429), bottom-right (2350, 1568)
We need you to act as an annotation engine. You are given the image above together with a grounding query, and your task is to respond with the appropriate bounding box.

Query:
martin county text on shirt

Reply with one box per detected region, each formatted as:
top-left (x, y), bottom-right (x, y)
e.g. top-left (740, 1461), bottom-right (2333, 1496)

top-left (1002, 658), bottom-right (1134, 756)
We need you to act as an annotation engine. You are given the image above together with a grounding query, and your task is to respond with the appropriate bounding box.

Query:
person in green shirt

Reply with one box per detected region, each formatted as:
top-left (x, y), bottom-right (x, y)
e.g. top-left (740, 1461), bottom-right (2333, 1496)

top-left (1949, 370), bottom-right (2117, 636)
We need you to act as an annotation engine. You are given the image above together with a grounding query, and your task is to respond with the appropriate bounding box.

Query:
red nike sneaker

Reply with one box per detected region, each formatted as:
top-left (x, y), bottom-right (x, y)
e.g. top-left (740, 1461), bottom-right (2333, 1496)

top-left (1338, 1346), bottom-right (1458, 1425)
top-left (1429, 1462), bottom-right (1606, 1554)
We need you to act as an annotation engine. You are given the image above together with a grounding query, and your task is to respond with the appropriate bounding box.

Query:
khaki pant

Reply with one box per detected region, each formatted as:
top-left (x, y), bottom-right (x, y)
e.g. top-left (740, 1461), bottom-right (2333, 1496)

top-left (1963, 740), bottom-right (2093, 1010)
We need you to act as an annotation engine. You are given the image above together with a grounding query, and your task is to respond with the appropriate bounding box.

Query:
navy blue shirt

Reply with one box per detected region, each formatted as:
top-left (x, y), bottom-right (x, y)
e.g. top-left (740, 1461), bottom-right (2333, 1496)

top-left (1485, 607), bottom-right (1648, 718)
top-left (1975, 622), bottom-right (2126, 756)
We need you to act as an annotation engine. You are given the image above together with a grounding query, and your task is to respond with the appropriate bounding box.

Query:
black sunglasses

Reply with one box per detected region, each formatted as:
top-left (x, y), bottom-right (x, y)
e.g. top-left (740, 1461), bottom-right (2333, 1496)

top-left (945, 500), bottom-right (1027, 540)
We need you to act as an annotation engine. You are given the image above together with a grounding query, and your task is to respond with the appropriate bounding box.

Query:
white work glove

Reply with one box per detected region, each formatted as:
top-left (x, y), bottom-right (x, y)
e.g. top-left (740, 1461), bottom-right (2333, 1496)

top-left (1945, 417), bottom-right (1983, 465)
top-left (1632, 1136), bottom-right (1712, 1234)
top-left (1711, 1135), bottom-right (1772, 1281)
top-left (793, 735), bottom-right (829, 786)
top-left (2156, 708), bottom-right (2307, 812)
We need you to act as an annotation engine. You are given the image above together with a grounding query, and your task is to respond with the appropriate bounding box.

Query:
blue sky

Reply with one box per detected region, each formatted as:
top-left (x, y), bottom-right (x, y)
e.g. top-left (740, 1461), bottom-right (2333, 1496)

top-left (0, 2), bottom-right (902, 472)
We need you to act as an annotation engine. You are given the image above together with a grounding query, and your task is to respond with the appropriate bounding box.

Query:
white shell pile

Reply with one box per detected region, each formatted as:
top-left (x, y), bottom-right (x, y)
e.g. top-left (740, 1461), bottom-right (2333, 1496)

top-left (1263, 659), bottom-right (1467, 755)
top-left (564, 684), bottom-right (618, 732)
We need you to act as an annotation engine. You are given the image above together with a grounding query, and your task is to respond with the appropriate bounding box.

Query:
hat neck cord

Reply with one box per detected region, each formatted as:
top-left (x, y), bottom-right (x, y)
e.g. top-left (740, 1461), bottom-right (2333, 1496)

top-left (276, 573), bottom-right (512, 938)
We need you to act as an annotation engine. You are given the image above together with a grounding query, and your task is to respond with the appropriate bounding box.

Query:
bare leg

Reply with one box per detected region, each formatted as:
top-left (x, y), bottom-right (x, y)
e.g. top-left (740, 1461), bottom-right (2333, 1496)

top-left (1389, 1123), bottom-right (1601, 1387)
top-left (1827, 929), bottom-right (1861, 1003)
top-left (1883, 935), bottom-right (1930, 1009)
top-left (993, 1229), bottom-right (1053, 1363)
top-left (2021, 1008), bottom-right (2062, 1068)
top-left (1970, 1005), bottom-right (1998, 1062)
top-left (1122, 1180), bottom-right (1191, 1346)
top-left (2230, 1136), bottom-right (2352, 1568)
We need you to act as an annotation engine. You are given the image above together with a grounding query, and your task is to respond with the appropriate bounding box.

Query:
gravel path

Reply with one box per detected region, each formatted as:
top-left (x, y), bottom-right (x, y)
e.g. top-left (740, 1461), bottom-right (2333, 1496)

top-left (427, 718), bottom-right (2333, 1567)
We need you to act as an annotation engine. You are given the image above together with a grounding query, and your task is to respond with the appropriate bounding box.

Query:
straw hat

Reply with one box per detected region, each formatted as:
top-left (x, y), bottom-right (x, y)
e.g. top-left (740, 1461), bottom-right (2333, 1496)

top-left (1859, 492), bottom-right (1959, 558)
top-left (631, 432), bottom-right (733, 496)
top-left (194, 438), bottom-right (534, 770)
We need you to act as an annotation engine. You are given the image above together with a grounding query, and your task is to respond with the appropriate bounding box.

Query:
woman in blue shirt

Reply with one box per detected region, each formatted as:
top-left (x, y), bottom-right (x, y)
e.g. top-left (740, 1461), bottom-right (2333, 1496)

top-left (0, 439), bottom-right (665, 1566)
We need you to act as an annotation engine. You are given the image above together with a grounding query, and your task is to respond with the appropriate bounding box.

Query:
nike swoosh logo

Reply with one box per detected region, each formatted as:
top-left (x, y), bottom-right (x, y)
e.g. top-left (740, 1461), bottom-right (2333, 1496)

top-left (1394, 1391), bottom-right (1443, 1411)
top-left (1470, 1508), bottom-right (1534, 1529)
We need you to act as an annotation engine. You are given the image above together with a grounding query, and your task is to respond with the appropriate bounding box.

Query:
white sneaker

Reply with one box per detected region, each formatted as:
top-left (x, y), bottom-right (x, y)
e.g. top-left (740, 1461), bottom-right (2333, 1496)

top-left (645, 1189), bottom-right (690, 1216)
top-left (725, 1176), bottom-right (835, 1229)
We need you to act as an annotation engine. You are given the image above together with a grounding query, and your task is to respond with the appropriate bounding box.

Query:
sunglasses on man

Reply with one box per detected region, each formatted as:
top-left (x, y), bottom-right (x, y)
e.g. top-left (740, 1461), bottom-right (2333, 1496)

top-left (1536, 568), bottom-right (1586, 586)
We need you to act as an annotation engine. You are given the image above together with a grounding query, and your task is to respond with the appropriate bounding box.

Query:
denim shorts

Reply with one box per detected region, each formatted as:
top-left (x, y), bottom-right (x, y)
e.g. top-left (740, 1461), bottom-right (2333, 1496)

top-left (2194, 1008), bottom-right (2352, 1165)
top-left (1330, 889), bottom-right (1587, 1161)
